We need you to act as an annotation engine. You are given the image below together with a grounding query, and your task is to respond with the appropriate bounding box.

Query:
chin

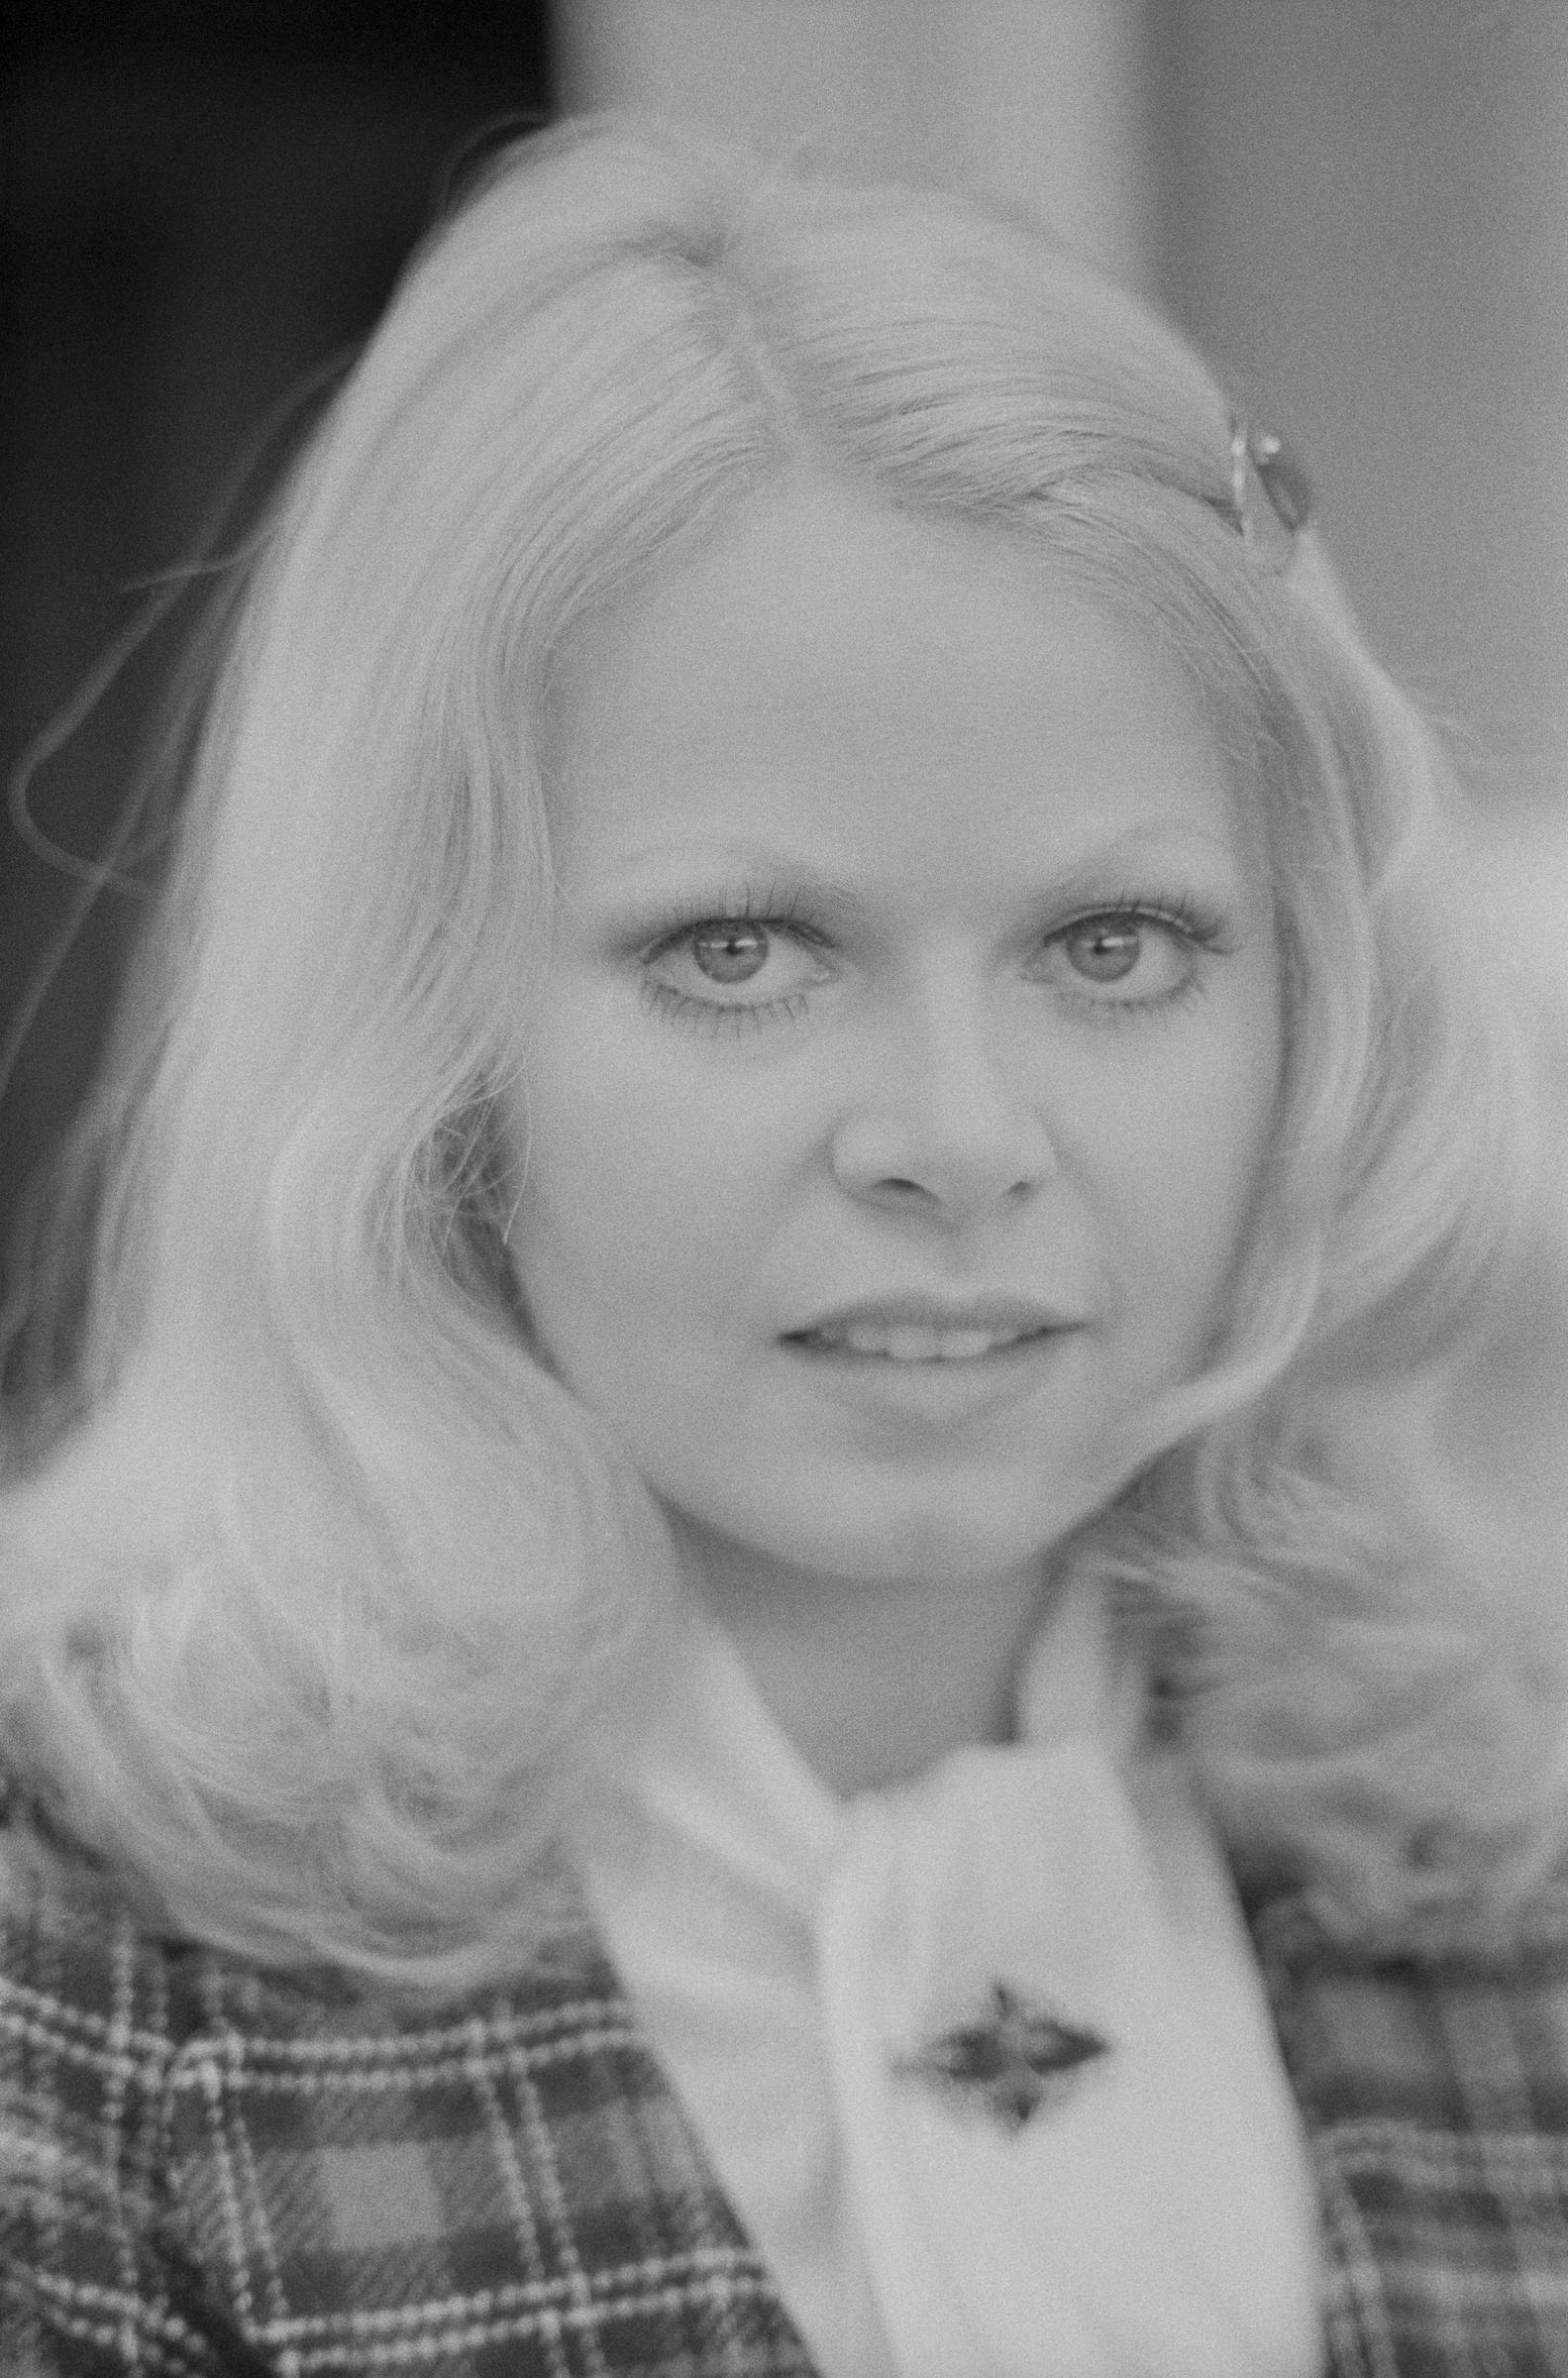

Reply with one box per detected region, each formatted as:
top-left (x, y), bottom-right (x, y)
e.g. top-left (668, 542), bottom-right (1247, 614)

top-left (753, 1473), bottom-right (1098, 1590)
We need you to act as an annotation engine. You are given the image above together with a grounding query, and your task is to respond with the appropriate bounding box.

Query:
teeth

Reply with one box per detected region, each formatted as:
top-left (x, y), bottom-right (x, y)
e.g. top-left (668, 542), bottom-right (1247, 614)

top-left (933, 1329), bottom-right (1003, 1360)
top-left (874, 1325), bottom-right (942, 1361)
top-left (818, 1322), bottom-right (1032, 1360)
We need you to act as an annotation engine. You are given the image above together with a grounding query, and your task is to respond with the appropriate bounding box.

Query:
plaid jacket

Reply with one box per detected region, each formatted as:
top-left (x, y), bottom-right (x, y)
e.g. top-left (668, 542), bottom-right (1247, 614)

top-left (4, 1827), bottom-right (1568, 2378)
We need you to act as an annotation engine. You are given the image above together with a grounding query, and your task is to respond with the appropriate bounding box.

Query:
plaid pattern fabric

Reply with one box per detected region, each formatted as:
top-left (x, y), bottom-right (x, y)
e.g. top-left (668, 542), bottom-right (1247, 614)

top-left (1253, 1894), bottom-right (1568, 2374)
top-left (4, 1827), bottom-right (1568, 2376)
top-left (0, 1839), bottom-right (813, 2378)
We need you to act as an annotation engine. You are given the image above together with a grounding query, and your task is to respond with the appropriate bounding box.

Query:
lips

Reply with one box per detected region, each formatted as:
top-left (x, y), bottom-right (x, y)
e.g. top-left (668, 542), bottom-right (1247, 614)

top-left (796, 1320), bottom-right (1047, 1361)
top-left (784, 1296), bottom-right (1084, 1364)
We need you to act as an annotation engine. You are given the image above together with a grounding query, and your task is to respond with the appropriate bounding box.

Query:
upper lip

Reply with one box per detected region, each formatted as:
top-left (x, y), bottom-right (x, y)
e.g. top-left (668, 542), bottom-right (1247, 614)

top-left (784, 1294), bottom-right (1086, 1338)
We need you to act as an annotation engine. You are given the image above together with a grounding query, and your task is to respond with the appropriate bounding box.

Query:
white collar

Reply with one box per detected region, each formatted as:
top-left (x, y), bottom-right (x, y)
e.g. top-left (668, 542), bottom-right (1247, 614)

top-left (575, 1581), bottom-right (1322, 2378)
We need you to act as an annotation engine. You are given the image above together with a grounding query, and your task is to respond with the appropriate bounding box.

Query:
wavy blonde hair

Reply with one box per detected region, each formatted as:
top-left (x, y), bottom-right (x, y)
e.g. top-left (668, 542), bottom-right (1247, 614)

top-left (0, 115), bottom-right (1558, 1989)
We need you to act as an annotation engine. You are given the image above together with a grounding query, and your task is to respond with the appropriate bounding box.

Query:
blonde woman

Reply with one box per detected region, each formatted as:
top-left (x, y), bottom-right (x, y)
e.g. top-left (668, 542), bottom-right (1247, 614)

top-left (2, 118), bottom-right (1565, 2377)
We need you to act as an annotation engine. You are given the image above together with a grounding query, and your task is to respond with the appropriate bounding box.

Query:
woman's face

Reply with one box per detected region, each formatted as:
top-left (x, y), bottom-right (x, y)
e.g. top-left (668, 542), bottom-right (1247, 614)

top-left (510, 478), bottom-right (1281, 1593)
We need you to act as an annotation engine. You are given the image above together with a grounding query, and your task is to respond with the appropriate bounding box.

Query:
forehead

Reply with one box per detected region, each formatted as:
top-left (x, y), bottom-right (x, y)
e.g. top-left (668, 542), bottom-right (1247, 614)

top-left (540, 476), bottom-right (1262, 891)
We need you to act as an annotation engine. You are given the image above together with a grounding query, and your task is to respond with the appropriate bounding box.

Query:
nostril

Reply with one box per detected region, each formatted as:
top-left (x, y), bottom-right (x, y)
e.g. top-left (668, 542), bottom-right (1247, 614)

top-left (871, 1176), bottom-right (946, 1208)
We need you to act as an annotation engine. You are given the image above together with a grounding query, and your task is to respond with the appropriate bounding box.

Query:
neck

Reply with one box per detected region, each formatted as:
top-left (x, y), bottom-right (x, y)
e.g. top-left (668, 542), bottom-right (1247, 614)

top-left (664, 1514), bottom-right (1055, 1795)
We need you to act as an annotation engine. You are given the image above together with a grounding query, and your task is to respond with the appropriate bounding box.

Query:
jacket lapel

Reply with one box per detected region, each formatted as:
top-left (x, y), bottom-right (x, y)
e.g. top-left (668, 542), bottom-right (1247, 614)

top-left (164, 1930), bottom-right (822, 2378)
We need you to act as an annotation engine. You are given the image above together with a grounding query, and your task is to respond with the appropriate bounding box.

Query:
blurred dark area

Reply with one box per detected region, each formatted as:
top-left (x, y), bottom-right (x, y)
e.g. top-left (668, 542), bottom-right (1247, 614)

top-left (1, 0), bottom-right (554, 1316)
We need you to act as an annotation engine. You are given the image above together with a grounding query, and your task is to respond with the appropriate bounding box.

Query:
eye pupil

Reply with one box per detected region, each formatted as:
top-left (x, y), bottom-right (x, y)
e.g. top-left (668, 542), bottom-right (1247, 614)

top-left (691, 921), bottom-right (771, 983)
top-left (1067, 919), bottom-right (1141, 983)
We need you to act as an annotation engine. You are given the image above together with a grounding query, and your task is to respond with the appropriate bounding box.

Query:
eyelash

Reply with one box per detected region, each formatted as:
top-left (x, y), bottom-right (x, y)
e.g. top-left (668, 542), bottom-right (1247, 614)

top-left (637, 886), bottom-right (1228, 1036)
top-left (637, 887), bottom-right (825, 1035)
top-left (1045, 893), bottom-right (1228, 1025)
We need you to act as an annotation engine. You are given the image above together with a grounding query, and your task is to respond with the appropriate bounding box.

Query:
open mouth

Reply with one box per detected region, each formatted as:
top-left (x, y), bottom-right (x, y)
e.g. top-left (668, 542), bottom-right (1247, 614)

top-left (784, 1323), bottom-right (1055, 1363)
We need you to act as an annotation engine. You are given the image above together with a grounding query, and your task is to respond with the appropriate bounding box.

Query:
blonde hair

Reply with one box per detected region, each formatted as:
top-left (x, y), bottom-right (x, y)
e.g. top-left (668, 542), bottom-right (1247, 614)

top-left (1, 115), bottom-right (1558, 1988)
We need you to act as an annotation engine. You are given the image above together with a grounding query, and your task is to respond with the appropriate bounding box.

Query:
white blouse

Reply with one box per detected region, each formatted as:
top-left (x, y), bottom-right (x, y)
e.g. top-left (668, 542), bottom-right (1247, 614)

top-left (571, 1581), bottom-right (1324, 2378)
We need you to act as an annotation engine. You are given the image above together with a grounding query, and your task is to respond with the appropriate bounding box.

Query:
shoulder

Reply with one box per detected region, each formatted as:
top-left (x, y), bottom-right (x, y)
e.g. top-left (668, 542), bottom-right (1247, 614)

top-left (0, 1808), bottom-right (803, 2377)
top-left (0, 1803), bottom-right (251, 2373)
top-left (1252, 1887), bottom-right (1568, 2372)
top-left (149, 1923), bottom-right (801, 2376)
top-left (1253, 1884), bottom-right (1568, 2157)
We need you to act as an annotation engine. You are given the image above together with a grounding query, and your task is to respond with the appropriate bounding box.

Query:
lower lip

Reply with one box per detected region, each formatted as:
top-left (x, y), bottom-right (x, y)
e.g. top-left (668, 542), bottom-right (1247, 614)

top-left (780, 1329), bottom-right (1081, 1422)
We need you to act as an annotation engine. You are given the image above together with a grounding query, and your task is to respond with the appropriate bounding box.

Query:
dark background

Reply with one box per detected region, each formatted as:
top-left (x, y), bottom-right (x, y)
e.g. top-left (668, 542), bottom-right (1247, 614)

top-left (2, 0), bottom-right (554, 1293)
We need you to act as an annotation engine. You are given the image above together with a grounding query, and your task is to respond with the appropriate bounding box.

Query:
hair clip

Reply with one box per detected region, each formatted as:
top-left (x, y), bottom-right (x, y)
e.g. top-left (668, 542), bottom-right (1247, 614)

top-left (1226, 411), bottom-right (1313, 571)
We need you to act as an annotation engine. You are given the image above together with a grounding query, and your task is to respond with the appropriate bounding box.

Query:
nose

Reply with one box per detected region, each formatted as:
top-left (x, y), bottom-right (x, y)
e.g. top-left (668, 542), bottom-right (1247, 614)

top-left (828, 977), bottom-right (1058, 1225)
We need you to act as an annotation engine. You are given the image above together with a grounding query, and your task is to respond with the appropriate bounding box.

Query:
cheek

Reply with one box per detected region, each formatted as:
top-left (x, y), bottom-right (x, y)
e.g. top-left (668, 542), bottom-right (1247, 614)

top-left (1086, 1006), bottom-right (1281, 1317)
top-left (507, 1005), bottom-right (797, 1337)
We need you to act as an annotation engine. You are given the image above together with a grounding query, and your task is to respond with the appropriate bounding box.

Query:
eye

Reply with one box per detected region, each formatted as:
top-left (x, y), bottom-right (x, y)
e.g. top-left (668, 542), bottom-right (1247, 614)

top-left (1032, 909), bottom-right (1207, 1005)
top-left (1062, 918), bottom-right (1145, 983)
top-left (688, 920), bottom-right (772, 984)
top-left (642, 915), bottom-right (833, 1014)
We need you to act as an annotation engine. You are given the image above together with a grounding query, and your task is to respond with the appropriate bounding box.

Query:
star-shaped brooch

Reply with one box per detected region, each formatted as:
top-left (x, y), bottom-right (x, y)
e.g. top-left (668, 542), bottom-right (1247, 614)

top-left (893, 1980), bottom-right (1112, 2135)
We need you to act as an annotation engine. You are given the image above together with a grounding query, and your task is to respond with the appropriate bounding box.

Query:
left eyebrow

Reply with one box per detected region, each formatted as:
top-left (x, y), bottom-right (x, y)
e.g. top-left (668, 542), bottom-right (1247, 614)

top-left (582, 847), bottom-right (869, 924)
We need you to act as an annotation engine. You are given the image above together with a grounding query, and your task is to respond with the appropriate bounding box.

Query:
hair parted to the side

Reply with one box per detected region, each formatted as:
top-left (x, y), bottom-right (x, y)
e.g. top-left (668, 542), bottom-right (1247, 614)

top-left (0, 114), bottom-right (1558, 1989)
